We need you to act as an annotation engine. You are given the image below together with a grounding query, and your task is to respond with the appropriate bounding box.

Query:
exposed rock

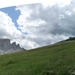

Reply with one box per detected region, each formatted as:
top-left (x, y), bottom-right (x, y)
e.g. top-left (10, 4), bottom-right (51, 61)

top-left (0, 38), bottom-right (25, 55)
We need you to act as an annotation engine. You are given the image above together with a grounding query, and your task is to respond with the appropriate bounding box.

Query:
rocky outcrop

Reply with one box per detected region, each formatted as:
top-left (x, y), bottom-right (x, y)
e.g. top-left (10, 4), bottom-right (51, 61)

top-left (0, 38), bottom-right (24, 55)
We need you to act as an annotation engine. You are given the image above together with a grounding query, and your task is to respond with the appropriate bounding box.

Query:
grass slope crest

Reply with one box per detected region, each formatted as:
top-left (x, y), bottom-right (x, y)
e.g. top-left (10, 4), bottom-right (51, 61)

top-left (0, 37), bottom-right (75, 75)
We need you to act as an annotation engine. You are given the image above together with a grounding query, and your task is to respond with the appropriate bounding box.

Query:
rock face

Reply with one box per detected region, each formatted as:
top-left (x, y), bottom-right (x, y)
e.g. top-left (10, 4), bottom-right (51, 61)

top-left (0, 38), bottom-right (24, 55)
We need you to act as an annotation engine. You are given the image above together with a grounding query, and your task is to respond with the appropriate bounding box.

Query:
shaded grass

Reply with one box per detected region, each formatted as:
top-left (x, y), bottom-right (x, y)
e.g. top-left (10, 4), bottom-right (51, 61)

top-left (0, 41), bottom-right (75, 75)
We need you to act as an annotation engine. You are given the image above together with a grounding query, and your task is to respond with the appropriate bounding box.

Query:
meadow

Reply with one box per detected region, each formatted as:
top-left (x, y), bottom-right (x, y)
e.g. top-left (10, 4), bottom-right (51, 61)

top-left (0, 41), bottom-right (75, 75)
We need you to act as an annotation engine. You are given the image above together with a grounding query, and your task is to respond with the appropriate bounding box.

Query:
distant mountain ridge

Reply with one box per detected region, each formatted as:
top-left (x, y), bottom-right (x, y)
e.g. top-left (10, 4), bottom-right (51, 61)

top-left (0, 38), bottom-right (24, 55)
top-left (65, 37), bottom-right (75, 41)
top-left (0, 37), bottom-right (75, 75)
top-left (55, 37), bottom-right (75, 45)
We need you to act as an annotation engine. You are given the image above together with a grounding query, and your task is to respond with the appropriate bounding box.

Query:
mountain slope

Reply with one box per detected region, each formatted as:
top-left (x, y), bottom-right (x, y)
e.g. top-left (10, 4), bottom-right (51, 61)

top-left (0, 41), bottom-right (75, 75)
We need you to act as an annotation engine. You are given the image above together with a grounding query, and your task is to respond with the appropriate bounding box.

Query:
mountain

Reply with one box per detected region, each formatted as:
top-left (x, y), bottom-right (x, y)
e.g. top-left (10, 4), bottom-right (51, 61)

top-left (65, 37), bottom-right (75, 41)
top-left (0, 38), bottom-right (24, 55)
top-left (55, 37), bottom-right (75, 44)
top-left (0, 39), bottom-right (75, 75)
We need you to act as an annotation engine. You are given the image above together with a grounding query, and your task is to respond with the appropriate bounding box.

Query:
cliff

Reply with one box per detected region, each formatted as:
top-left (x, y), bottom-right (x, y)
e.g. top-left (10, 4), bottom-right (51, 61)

top-left (0, 38), bottom-right (24, 55)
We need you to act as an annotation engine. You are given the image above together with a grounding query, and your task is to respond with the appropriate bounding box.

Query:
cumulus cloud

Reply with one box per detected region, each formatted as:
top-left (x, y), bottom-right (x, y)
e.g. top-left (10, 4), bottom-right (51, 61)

top-left (14, 0), bottom-right (75, 50)
top-left (0, 0), bottom-right (75, 50)
top-left (0, 10), bottom-right (43, 50)
top-left (15, 3), bottom-right (70, 49)
top-left (0, 11), bottom-right (26, 48)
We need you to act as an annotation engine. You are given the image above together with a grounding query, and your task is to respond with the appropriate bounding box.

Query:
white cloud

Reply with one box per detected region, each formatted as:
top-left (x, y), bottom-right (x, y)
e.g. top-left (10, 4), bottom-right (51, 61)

top-left (0, 0), bottom-right (75, 50)
top-left (15, 1), bottom-right (75, 50)
top-left (0, 0), bottom-right (39, 8)
top-left (0, 10), bottom-right (43, 50)
top-left (41, 0), bottom-right (71, 7)
top-left (0, 11), bottom-right (22, 38)
top-left (16, 3), bottom-right (71, 50)
top-left (0, 0), bottom-right (71, 8)
top-left (0, 11), bottom-right (27, 49)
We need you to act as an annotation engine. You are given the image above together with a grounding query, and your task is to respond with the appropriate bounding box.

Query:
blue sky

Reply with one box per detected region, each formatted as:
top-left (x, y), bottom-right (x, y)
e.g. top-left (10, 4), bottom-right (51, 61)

top-left (0, 6), bottom-right (20, 28)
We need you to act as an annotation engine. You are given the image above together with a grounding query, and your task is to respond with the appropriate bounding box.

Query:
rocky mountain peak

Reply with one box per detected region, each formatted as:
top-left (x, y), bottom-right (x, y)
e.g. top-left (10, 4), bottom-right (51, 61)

top-left (0, 38), bottom-right (24, 55)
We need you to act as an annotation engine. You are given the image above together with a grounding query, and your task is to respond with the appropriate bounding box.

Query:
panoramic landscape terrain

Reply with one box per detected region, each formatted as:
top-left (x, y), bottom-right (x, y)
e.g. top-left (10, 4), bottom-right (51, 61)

top-left (0, 0), bottom-right (75, 75)
top-left (0, 38), bottom-right (75, 75)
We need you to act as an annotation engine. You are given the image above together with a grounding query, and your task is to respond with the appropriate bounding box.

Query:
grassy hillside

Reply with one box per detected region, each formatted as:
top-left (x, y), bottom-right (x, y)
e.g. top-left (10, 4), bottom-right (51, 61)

top-left (0, 41), bottom-right (75, 75)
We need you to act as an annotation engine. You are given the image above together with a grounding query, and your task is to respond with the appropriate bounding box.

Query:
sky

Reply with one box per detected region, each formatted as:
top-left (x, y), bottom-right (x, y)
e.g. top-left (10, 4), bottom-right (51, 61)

top-left (0, 0), bottom-right (75, 50)
top-left (0, 0), bottom-right (71, 8)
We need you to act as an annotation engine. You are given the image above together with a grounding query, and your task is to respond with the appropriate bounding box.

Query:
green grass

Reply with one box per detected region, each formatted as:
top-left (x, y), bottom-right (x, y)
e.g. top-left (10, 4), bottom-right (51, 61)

top-left (0, 41), bottom-right (75, 75)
